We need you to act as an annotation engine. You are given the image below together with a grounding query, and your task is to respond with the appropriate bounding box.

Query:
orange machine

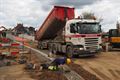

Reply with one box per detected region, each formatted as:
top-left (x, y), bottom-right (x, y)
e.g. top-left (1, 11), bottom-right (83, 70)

top-left (109, 22), bottom-right (120, 48)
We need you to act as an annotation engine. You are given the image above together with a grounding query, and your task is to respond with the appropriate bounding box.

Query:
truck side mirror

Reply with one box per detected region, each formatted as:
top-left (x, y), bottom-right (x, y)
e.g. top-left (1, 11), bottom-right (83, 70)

top-left (99, 25), bottom-right (102, 32)
top-left (99, 25), bottom-right (101, 28)
top-left (70, 24), bottom-right (77, 33)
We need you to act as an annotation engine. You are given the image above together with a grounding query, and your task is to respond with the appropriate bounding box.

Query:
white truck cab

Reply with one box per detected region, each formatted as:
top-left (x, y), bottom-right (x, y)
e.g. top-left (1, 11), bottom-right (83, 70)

top-left (63, 19), bottom-right (102, 57)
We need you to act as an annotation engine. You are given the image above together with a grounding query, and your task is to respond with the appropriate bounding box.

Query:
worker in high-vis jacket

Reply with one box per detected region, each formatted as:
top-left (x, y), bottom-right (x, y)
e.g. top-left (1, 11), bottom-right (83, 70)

top-left (40, 57), bottom-right (72, 71)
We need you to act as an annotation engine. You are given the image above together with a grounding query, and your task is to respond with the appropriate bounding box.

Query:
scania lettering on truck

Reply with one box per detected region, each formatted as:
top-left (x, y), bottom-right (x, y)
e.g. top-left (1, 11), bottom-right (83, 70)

top-left (36, 6), bottom-right (102, 57)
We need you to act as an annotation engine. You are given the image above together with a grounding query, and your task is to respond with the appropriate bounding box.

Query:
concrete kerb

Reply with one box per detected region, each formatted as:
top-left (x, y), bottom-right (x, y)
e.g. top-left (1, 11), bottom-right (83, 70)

top-left (25, 46), bottom-right (54, 61)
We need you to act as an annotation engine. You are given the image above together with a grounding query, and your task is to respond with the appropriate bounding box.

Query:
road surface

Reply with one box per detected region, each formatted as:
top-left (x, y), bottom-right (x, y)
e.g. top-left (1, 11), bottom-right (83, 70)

top-left (74, 52), bottom-right (120, 80)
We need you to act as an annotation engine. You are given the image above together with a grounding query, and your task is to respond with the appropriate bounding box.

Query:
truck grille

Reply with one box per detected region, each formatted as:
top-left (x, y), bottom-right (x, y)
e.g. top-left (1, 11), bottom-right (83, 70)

top-left (85, 38), bottom-right (99, 50)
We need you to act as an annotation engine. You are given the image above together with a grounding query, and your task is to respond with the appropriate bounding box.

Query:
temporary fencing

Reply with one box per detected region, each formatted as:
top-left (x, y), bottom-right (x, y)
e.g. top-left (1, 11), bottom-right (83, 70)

top-left (0, 43), bottom-right (20, 56)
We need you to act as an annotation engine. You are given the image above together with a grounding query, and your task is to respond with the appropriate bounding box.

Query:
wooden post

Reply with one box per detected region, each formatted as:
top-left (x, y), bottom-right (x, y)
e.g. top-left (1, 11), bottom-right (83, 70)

top-left (29, 49), bottom-right (32, 61)
top-left (105, 43), bottom-right (109, 52)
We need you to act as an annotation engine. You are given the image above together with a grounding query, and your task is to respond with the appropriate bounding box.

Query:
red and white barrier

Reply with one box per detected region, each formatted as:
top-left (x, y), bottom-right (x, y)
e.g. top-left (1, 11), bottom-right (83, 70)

top-left (0, 43), bottom-right (20, 47)
top-left (0, 52), bottom-right (19, 55)
top-left (11, 43), bottom-right (20, 46)
top-left (0, 43), bottom-right (20, 56)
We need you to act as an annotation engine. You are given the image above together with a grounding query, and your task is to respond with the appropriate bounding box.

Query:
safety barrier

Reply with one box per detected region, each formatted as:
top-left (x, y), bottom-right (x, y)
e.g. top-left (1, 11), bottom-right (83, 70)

top-left (0, 43), bottom-right (20, 56)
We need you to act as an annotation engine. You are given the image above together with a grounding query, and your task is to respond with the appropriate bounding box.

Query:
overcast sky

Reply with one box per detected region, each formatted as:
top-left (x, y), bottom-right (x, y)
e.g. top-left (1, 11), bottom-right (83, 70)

top-left (0, 0), bottom-right (120, 32)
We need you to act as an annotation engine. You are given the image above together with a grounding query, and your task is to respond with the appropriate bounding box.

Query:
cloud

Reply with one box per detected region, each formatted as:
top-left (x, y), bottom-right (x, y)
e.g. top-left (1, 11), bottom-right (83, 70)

top-left (77, 0), bottom-right (120, 32)
top-left (38, 0), bottom-right (100, 11)
top-left (0, 0), bottom-right (120, 32)
top-left (0, 0), bottom-right (49, 28)
top-left (0, 0), bottom-right (99, 28)
top-left (52, 0), bottom-right (100, 8)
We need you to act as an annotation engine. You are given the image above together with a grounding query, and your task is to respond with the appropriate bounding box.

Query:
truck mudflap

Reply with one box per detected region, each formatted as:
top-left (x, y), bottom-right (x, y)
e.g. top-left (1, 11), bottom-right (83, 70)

top-left (73, 49), bottom-right (101, 56)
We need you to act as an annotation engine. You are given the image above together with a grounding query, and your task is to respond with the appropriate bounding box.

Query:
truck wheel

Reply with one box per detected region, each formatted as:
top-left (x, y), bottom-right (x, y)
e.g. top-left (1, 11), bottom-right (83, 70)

top-left (66, 46), bottom-right (73, 58)
top-left (37, 45), bottom-right (39, 49)
top-left (52, 45), bottom-right (57, 54)
top-left (108, 45), bottom-right (113, 51)
top-left (40, 45), bottom-right (44, 50)
top-left (48, 45), bottom-right (52, 52)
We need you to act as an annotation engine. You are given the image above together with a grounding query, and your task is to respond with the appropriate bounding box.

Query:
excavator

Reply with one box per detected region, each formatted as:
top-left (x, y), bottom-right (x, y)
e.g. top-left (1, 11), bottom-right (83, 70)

top-left (109, 22), bottom-right (120, 49)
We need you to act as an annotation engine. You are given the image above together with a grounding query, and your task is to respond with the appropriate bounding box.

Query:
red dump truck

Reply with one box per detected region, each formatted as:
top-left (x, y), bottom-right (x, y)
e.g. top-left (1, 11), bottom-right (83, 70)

top-left (36, 6), bottom-right (102, 57)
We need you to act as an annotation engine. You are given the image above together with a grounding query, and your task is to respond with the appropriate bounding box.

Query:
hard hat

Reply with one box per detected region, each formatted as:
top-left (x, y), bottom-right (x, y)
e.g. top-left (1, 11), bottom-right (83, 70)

top-left (66, 58), bottom-right (71, 64)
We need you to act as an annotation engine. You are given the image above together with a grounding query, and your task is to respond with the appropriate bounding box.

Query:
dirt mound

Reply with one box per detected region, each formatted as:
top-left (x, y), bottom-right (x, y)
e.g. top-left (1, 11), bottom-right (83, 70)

top-left (68, 63), bottom-right (100, 80)
top-left (38, 70), bottom-right (67, 80)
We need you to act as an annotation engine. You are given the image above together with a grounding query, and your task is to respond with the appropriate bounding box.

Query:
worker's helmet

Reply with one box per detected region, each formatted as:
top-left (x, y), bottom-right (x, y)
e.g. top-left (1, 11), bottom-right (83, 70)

top-left (66, 58), bottom-right (72, 64)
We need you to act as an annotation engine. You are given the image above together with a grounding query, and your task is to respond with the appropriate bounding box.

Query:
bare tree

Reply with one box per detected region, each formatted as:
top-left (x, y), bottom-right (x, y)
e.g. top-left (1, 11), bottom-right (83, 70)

top-left (82, 12), bottom-right (96, 19)
top-left (82, 12), bottom-right (103, 22)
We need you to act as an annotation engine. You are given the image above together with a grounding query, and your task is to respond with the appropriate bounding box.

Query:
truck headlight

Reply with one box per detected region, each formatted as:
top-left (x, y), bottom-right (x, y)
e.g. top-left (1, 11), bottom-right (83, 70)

top-left (79, 48), bottom-right (84, 50)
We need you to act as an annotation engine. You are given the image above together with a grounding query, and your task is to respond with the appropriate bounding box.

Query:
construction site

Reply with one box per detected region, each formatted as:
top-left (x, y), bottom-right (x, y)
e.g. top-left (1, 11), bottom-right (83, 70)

top-left (0, 3), bottom-right (120, 80)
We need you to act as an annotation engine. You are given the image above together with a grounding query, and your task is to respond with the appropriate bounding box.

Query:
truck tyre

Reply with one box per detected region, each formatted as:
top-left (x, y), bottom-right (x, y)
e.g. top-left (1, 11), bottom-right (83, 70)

top-left (37, 45), bottom-right (39, 49)
top-left (40, 44), bottom-right (44, 50)
top-left (48, 44), bottom-right (52, 52)
top-left (108, 45), bottom-right (113, 51)
top-left (52, 45), bottom-right (57, 54)
top-left (66, 46), bottom-right (73, 58)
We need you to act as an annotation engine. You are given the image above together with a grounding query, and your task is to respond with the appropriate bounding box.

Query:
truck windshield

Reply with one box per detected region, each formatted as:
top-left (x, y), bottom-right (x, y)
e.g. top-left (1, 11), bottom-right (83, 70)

top-left (77, 23), bottom-right (101, 34)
